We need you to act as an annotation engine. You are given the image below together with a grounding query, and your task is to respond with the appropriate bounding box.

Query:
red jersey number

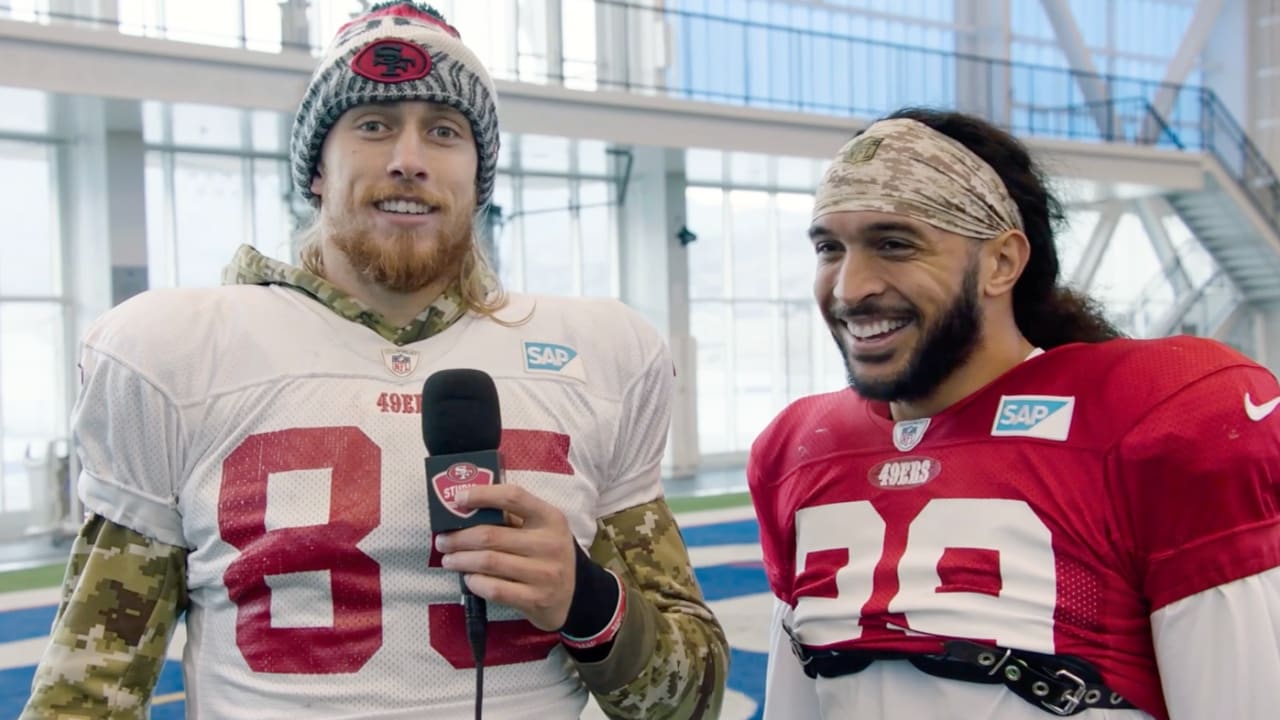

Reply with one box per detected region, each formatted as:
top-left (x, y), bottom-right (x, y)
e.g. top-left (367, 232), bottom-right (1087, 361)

top-left (218, 427), bottom-right (567, 673)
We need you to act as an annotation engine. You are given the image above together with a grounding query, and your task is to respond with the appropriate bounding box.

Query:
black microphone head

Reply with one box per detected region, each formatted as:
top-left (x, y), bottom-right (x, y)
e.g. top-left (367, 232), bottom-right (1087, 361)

top-left (421, 369), bottom-right (502, 454)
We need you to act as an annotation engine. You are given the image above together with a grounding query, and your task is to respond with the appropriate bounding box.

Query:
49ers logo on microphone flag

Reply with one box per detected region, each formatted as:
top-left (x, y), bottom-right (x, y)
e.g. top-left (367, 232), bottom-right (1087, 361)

top-left (425, 449), bottom-right (504, 532)
top-left (431, 461), bottom-right (496, 519)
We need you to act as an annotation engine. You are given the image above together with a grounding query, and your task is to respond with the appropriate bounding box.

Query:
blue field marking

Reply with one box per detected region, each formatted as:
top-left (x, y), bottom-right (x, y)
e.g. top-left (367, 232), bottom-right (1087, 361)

top-left (0, 515), bottom-right (773, 718)
top-left (0, 660), bottom-right (186, 718)
top-left (1, 666), bottom-right (37, 714)
top-left (730, 648), bottom-right (769, 720)
top-left (153, 660), bottom-right (186, 718)
top-left (694, 563), bottom-right (771, 602)
top-left (0, 605), bottom-right (56, 644)
top-left (681, 518), bottom-right (759, 547)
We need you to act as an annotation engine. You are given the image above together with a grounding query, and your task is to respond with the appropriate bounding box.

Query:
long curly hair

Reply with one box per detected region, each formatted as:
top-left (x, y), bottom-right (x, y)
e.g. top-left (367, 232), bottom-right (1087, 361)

top-left (882, 107), bottom-right (1123, 348)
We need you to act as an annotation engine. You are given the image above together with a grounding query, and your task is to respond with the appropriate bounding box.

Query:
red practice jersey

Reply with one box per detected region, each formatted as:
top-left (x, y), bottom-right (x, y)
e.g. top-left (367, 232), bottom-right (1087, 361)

top-left (749, 336), bottom-right (1280, 719)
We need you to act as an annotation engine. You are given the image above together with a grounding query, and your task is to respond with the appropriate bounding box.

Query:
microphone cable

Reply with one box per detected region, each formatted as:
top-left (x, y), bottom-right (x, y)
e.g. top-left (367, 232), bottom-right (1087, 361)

top-left (463, 577), bottom-right (488, 720)
top-left (418, 368), bottom-right (499, 720)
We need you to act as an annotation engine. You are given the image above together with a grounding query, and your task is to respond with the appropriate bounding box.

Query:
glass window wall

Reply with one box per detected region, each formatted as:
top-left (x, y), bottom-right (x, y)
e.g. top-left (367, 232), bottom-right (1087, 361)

top-left (0, 90), bottom-right (65, 525)
top-left (687, 149), bottom-right (844, 457)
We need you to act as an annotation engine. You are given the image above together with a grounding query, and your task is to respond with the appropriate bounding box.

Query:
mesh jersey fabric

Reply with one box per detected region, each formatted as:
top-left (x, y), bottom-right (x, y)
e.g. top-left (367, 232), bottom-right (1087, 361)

top-left (748, 336), bottom-right (1280, 720)
top-left (72, 285), bottom-right (673, 719)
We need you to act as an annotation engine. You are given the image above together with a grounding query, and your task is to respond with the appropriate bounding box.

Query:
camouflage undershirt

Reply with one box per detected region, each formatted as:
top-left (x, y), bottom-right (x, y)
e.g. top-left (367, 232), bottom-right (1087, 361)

top-left (221, 244), bottom-right (469, 345)
top-left (584, 503), bottom-right (728, 719)
top-left (22, 245), bottom-right (727, 719)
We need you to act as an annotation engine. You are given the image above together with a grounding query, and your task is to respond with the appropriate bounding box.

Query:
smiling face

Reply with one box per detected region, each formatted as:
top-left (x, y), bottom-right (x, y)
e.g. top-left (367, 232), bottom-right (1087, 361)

top-left (812, 210), bottom-right (985, 402)
top-left (309, 100), bottom-right (478, 293)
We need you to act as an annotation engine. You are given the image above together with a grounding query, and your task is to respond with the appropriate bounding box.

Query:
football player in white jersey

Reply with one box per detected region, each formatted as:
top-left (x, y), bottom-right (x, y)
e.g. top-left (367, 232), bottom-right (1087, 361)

top-left (22, 3), bottom-right (726, 718)
top-left (749, 109), bottom-right (1280, 719)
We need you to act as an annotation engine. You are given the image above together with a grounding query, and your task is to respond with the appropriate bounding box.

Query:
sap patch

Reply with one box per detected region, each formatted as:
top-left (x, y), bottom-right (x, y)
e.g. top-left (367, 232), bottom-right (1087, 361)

top-left (522, 341), bottom-right (586, 382)
top-left (991, 395), bottom-right (1074, 441)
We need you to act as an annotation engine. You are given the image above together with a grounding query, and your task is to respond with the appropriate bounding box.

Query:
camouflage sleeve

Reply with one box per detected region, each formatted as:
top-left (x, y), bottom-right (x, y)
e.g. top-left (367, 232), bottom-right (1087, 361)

top-left (21, 514), bottom-right (188, 720)
top-left (576, 498), bottom-right (728, 720)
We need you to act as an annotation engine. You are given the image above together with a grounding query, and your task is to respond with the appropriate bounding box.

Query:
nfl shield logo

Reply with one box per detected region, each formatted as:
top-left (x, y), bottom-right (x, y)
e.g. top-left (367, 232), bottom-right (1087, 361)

top-left (892, 417), bottom-right (931, 452)
top-left (431, 462), bottom-right (497, 518)
top-left (381, 348), bottom-right (419, 377)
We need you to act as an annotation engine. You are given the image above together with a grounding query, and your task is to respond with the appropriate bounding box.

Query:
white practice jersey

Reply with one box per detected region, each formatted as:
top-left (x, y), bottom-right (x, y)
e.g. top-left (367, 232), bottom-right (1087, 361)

top-left (72, 286), bottom-right (672, 719)
top-left (765, 571), bottom-right (1280, 720)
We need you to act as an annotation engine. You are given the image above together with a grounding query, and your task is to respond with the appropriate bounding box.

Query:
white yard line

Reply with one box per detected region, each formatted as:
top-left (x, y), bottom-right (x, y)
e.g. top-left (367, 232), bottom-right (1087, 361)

top-left (672, 505), bottom-right (758, 527)
top-left (0, 588), bottom-right (60, 612)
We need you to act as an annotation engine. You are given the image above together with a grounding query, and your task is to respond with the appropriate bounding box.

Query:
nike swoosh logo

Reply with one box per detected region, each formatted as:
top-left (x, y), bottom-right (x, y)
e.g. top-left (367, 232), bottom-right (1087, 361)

top-left (1245, 393), bottom-right (1280, 422)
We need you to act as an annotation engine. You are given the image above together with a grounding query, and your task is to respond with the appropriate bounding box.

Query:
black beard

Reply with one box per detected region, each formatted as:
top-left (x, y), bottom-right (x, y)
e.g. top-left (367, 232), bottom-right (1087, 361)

top-left (835, 267), bottom-right (983, 403)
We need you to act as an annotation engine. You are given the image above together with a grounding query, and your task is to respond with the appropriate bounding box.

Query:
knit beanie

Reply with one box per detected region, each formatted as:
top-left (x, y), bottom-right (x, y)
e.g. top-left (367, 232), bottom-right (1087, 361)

top-left (290, 2), bottom-right (499, 208)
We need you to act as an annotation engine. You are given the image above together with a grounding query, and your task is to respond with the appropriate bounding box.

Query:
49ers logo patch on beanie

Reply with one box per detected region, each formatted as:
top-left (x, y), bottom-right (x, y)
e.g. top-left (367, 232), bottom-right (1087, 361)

top-left (289, 2), bottom-right (499, 208)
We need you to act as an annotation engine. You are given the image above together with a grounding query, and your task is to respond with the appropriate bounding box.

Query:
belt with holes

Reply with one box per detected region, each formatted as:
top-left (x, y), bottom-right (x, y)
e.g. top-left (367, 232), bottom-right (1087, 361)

top-left (786, 628), bottom-right (1137, 716)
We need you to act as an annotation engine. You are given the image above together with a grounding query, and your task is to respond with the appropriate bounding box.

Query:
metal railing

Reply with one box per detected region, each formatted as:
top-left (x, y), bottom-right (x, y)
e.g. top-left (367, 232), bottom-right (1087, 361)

top-left (1022, 97), bottom-right (1184, 148)
top-left (9, 0), bottom-right (1269, 227)
top-left (1117, 268), bottom-right (1239, 339)
top-left (592, 1), bottom-right (1211, 136)
top-left (4, 1), bottom-right (1278, 309)
top-left (1196, 89), bottom-right (1280, 232)
top-left (592, 1), bottom-right (1278, 240)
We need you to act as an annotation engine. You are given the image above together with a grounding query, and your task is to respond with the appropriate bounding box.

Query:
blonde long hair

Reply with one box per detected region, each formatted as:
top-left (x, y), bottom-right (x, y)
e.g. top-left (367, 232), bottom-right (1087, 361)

top-left (295, 215), bottom-right (513, 321)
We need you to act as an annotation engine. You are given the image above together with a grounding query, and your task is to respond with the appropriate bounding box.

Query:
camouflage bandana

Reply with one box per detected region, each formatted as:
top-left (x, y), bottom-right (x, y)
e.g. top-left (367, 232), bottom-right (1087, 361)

top-left (813, 117), bottom-right (1024, 238)
top-left (222, 244), bottom-right (469, 345)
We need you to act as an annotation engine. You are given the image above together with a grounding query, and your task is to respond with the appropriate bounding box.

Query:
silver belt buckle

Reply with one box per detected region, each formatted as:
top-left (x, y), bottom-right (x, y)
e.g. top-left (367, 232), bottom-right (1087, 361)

top-left (782, 622), bottom-right (811, 666)
top-left (1040, 668), bottom-right (1087, 716)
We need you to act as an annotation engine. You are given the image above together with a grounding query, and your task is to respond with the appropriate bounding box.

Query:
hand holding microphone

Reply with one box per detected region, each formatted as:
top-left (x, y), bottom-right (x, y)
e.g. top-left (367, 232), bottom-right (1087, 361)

top-left (423, 369), bottom-right (578, 633)
top-left (422, 369), bottom-right (505, 690)
top-left (423, 369), bottom-right (624, 676)
top-left (425, 368), bottom-right (584, 720)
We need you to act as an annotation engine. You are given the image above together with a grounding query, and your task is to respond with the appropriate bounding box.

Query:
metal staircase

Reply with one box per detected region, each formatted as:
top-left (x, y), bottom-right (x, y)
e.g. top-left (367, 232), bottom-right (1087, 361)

top-left (1166, 179), bottom-right (1280, 303)
top-left (1162, 90), bottom-right (1280, 304)
top-left (1024, 89), bottom-right (1280, 338)
top-left (1122, 90), bottom-right (1280, 339)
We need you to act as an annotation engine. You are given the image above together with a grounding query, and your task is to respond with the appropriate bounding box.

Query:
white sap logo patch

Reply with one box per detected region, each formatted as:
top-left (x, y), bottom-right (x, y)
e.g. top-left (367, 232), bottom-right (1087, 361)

top-left (991, 395), bottom-right (1075, 441)
top-left (523, 341), bottom-right (580, 374)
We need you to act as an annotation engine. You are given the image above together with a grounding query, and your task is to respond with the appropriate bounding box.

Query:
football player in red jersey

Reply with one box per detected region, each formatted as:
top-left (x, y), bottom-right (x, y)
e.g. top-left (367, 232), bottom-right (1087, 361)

top-left (749, 108), bottom-right (1280, 719)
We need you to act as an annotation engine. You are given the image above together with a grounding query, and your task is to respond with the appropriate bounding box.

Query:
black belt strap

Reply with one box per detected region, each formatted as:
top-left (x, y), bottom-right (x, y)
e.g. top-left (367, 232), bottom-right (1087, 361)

top-left (787, 628), bottom-right (1136, 716)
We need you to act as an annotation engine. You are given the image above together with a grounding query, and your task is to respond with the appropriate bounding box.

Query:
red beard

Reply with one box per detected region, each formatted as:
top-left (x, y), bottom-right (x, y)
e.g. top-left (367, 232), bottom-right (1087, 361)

top-left (323, 185), bottom-right (474, 293)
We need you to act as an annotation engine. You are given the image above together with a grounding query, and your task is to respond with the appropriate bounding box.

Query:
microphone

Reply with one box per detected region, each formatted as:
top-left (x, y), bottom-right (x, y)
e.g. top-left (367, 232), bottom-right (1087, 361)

top-left (422, 368), bottom-right (504, 718)
top-left (422, 369), bottom-right (505, 534)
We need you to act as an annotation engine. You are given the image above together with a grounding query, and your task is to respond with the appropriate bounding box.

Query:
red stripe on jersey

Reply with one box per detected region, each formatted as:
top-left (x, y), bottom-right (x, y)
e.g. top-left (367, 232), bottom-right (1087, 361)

top-left (1145, 517), bottom-right (1280, 611)
top-left (500, 429), bottom-right (573, 474)
top-left (936, 547), bottom-right (1002, 597)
